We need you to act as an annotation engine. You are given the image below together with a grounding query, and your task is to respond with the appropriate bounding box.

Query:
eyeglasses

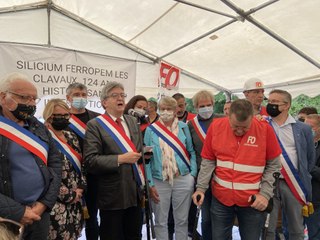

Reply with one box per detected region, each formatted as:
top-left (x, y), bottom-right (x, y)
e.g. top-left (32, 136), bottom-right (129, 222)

top-left (52, 113), bottom-right (71, 119)
top-left (7, 91), bottom-right (41, 104)
top-left (0, 217), bottom-right (24, 240)
top-left (106, 93), bottom-right (127, 99)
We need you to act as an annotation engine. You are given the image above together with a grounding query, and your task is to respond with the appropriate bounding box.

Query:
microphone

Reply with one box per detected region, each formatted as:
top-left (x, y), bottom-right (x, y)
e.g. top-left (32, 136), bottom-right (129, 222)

top-left (128, 109), bottom-right (144, 118)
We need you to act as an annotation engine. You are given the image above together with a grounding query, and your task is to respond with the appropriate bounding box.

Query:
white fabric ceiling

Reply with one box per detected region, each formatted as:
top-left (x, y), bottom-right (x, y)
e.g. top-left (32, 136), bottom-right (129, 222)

top-left (0, 0), bottom-right (319, 98)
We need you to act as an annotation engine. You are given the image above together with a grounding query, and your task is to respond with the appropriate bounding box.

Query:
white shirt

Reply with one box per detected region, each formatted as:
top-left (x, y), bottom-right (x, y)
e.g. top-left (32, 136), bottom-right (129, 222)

top-left (270, 114), bottom-right (298, 169)
top-left (109, 114), bottom-right (130, 137)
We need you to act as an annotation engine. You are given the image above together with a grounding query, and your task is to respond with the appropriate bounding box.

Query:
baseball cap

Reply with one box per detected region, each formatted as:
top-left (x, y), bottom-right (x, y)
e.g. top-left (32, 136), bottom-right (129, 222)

top-left (243, 78), bottom-right (265, 92)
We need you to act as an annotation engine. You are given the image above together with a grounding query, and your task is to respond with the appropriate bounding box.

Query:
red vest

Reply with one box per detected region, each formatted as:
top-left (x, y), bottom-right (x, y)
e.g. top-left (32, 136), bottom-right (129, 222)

top-left (210, 118), bottom-right (268, 206)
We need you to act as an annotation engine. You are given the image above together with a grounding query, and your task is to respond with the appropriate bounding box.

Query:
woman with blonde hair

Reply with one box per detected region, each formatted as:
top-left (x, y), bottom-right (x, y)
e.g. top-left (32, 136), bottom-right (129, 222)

top-left (43, 99), bottom-right (86, 240)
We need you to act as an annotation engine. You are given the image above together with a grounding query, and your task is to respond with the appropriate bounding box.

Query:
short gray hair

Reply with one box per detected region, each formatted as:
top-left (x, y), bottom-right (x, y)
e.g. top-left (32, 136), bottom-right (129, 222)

top-left (100, 81), bottom-right (124, 101)
top-left (159, 96), bottom-right (177, 109)
top-left (66, 82), bottom-right (87, 95)
top-left (269, 89), bottom-right (292, 105)
top-left (0, 72), bottom-right (30, 92)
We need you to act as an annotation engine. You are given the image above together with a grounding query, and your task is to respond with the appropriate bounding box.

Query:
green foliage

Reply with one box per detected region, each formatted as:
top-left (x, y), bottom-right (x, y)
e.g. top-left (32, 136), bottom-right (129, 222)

top-left (290, 94), bottom-right (320, 116)
top-left (186, 98), bottom-right (196, 113)
top-left (213, 92), bottom-right (226, 113)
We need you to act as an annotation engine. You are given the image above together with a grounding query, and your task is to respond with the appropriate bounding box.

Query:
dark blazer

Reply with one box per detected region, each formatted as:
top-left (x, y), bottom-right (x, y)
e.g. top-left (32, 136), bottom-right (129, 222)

top-left (292, 121), bottom-right (316, 201)
top-left (87, 109), bottom-right (100, 120)
top-left (83, 113), bottom-right (143, 210)
top-left (310, 140), bottom-right (320, 206)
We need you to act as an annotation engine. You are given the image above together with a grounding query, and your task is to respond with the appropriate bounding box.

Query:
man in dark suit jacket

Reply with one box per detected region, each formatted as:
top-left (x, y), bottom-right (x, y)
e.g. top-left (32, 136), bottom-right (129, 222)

top-left (83, 81), bottom-right (143, 240)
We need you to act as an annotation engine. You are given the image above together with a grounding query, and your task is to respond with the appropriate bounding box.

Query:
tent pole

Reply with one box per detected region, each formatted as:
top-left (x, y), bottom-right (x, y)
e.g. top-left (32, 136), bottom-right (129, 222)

top-left (47, 0), bottom-right (52, 46)
top-left (180, 68), bottom-right (232, 93)
top-left (231, 76), bottom-right (320, 94)
top-left (51, 5), bottom-right (158, 63)
top-left (159, 19), bottom-right (237, 59)
top-left (221, 0), bottom-right (320, 69)
top-left (173, 0), bottom-right (237, 19)
top-left (0, 1), bottom-right (47, 14)
top-left (159, 0), bottom-right (278, 60)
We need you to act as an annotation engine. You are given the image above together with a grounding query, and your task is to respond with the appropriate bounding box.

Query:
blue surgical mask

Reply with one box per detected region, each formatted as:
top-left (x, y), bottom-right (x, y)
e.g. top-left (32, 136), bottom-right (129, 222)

top-left (312, 129), bottom-right (316, 137)
top-left (198, 106), bottom-right (213, 119)
top-left (72, 97), bottom-right (88, 110)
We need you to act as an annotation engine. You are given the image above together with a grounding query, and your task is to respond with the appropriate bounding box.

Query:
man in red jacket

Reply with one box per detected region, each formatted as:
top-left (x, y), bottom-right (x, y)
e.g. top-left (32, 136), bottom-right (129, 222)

top-left (193, 99), bottom-right (281, 240)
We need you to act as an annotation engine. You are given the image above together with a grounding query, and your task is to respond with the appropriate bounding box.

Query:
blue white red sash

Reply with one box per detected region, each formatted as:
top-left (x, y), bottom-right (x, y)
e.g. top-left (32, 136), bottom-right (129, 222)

top-left (190, 117), bottom-right (207, 143)
top-left (268, 120), bottom-right (308, 205)
top-left (95, 114), bottom-right (145, 187)
top-left (68, 115), bottom-right (86, 139)
top-left (48, 129), bottom-right (82, 176)
top-left (0, 116), bottom-right (48, 165)
top-left (149, 121), bottom-right (191, 170)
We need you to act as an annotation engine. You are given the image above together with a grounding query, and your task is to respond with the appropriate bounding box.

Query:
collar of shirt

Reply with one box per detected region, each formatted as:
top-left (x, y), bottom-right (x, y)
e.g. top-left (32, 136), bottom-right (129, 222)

top-left (271, 114), bottom-right (296, 127)
top-left (108, 114), bottom-right (124, 122)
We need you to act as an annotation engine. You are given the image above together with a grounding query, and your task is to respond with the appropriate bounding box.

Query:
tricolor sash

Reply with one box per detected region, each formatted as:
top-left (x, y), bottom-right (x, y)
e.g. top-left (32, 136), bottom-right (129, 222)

top-left (48, 129), bottom-right (82, 175)
top-left (0, 116), bottom-right (48, 165)
top-left (190, 117), bottom-right (207, 143)
top-left (149, 121), bottom-right (191, 170)
top-left (95, 114), bottom-right (145, 187)
top-left (68, 115), bottom-right (86, 139)
top-left (268, 120), bottom-right (308, 205)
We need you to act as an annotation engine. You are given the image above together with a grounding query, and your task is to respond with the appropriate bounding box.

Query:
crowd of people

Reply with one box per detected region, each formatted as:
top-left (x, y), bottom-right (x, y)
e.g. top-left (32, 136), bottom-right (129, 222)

top-left (0, 72), bottom-right (319, 240)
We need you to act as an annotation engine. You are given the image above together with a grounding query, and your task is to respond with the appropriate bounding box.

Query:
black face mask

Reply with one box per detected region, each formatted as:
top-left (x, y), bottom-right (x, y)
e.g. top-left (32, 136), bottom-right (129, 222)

top-left (266, 103), bottom-right (282, 117)
top-left (51, 118), bottom-right (70, 131)
top-left (10, 103), bottom-right (36, 120)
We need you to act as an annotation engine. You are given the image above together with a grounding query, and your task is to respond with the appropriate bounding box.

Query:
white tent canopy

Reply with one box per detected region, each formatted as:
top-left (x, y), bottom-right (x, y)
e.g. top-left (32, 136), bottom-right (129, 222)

top-left (0, 0), bottom-right (319, 98)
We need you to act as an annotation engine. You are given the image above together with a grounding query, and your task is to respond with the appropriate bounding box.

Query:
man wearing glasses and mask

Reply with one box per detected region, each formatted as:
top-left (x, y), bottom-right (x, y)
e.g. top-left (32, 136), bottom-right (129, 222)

top-left (0, 73), bottom-right (61, 240)
top-left (265, 89), bottom-right (315, 240)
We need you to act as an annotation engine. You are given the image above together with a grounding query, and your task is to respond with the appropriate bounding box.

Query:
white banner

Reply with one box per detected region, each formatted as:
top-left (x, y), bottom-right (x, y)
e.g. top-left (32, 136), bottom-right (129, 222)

top-left (0, 43), bottom-right (136, 120)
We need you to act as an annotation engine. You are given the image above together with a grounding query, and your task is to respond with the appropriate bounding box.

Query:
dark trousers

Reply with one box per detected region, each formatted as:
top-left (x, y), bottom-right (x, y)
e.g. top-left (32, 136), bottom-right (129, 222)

top-left (22, 211), bottom-right (50, 240)
top-left (99, 206), bottom-right (142, 240)
top-left (188, 199), bottom-right (197, 235)
top-left (85, 174), bottom-right (99, 240)
top-left (211, 196), bottom-right (264, 240)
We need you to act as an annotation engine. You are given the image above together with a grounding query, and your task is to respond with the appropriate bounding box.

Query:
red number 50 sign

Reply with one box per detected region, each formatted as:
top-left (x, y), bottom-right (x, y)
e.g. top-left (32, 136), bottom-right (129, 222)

top-left (159, 62), bottom-right (180, 90)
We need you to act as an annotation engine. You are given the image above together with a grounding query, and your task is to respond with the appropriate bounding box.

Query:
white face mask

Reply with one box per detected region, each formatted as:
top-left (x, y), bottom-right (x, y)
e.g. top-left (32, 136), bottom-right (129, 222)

top-left (198, 106), bottom-right (213, 119)
top-left (134, 107), bottom-right (146, 117)
top-left (159, 110), bottom-right (175, 122)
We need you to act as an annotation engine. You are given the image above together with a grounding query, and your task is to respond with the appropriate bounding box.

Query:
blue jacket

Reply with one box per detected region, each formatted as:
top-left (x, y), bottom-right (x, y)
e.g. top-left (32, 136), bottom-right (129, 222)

top-left (144, 121), bottom-right (197, 186)
top-left (291, 120), bottom-right (315, 201)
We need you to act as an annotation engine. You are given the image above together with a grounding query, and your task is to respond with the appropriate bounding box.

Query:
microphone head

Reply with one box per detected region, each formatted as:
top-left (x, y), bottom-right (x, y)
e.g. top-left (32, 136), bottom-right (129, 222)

top-left (128, 109), bottom-right (141, 117)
